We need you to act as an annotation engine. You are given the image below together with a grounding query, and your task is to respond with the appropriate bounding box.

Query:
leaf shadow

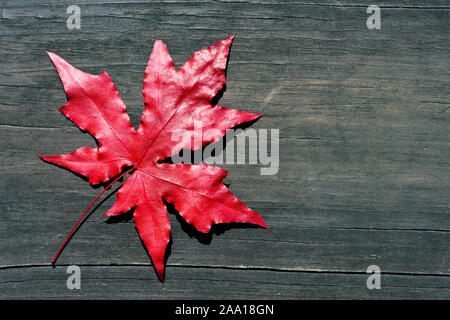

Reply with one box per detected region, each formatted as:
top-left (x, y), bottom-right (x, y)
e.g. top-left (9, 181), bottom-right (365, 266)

top-left (165, 201), bottom-right (262, 245)
top-left (211, 84), bottom-right (226, 107)
top-left (104, 207), bottom-right (134, 224)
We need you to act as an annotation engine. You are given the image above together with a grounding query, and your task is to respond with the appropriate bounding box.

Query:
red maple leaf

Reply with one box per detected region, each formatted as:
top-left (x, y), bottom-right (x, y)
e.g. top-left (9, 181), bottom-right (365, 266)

top-left (40, 35), bottom-right (267, 281)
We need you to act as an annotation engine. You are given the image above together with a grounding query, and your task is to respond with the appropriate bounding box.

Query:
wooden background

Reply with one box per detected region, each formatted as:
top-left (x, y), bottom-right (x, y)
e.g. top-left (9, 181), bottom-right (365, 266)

top-left (0, 0), bottom-right (449, 299)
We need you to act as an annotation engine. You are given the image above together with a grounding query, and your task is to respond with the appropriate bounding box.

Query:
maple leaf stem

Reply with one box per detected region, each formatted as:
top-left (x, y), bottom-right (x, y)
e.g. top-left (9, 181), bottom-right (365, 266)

top-left (51, 166), bottom-right (136, 266)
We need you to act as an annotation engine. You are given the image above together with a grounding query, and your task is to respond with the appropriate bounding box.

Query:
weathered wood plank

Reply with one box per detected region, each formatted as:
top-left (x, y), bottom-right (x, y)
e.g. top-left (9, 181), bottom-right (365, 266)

top-left (1, 265), bottom-right (449, 299)
top-left (1, 125), bottom-right (449, 276)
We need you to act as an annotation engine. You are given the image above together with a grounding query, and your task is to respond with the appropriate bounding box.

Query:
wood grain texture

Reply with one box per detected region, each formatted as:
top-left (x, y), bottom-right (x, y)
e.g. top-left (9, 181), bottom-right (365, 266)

top-left (0, 0), bottom-right (449, 299)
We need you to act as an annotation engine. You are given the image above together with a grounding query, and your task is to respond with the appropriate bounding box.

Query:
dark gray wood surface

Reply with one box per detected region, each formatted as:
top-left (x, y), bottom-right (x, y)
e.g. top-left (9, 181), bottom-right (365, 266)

top-left (0, 0), bottom-right (449, 299)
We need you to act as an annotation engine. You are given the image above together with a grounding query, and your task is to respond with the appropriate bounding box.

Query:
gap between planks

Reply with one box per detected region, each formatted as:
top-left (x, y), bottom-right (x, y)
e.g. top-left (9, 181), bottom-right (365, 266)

top-left (1, 262), bottom-right (449, 278)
